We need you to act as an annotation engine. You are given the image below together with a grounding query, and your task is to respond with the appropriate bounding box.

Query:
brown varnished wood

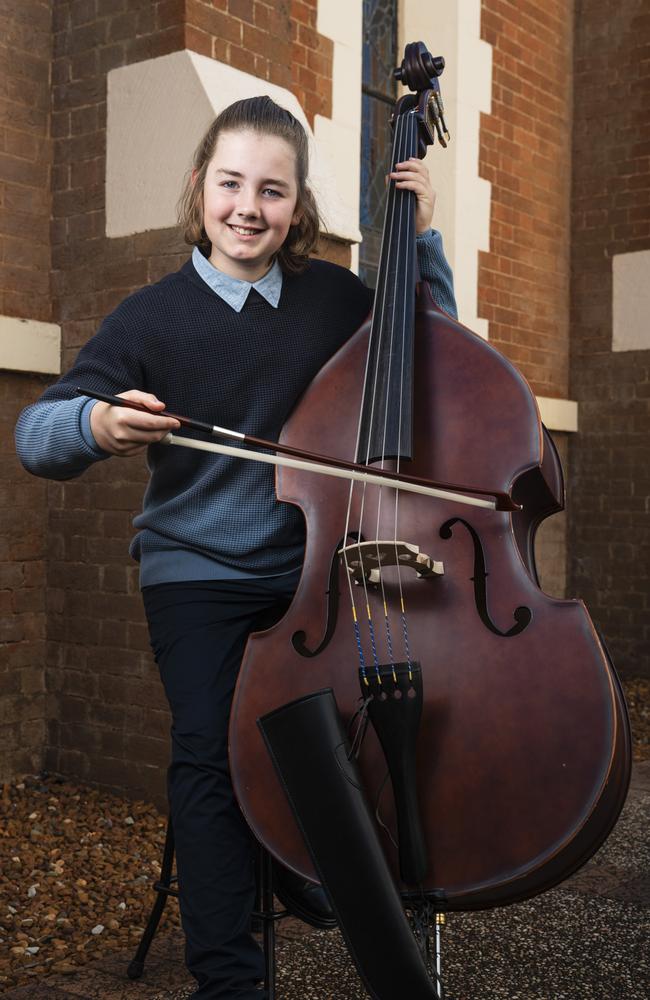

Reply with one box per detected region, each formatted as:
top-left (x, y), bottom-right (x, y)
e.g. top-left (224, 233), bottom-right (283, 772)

top-left (229, 286), bottom-right (631, 911)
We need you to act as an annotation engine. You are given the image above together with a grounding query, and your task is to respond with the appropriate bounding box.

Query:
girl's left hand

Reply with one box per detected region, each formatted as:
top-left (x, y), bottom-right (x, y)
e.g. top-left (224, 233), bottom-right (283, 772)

top-left (389, 157), bottom-right (436, 235)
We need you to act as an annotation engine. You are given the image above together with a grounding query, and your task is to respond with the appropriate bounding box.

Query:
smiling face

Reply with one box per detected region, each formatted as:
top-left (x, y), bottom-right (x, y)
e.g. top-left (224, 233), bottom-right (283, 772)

top-left (200, 129), bottom-right (301, 282)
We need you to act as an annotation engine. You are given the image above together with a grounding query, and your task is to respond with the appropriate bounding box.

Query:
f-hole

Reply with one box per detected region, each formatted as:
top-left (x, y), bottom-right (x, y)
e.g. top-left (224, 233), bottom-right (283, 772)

top-left (291, 533), bottom-right (362, 657)
top-left (440, 517), bottom-right (532, 637)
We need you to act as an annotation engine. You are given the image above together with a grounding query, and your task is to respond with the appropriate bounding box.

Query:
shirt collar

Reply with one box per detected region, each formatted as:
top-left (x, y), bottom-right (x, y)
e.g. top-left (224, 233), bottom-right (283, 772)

top-left (191, 246), bottom-right (283, 311)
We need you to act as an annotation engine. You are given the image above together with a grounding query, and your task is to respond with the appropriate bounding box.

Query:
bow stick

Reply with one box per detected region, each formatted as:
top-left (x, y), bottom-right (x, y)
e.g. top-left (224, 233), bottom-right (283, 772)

top-left (75, 387), bottom-right (520, 512)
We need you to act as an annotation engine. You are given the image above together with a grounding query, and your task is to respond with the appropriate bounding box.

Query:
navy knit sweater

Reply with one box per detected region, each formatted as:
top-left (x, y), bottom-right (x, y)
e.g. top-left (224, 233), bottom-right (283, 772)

top-left (16, 237), bottom-right (457, 582)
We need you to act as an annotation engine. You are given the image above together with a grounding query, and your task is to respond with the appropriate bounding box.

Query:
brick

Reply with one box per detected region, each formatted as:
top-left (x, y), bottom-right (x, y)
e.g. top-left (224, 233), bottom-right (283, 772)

top-left (228, 43), bottom-right (250, 73)
top-left (53, 77), bottom-right (105, 110)
top-left (156, 0), bottom-right (185, 30)
top-left (125, 27), bottom-right (182, 64)
top-left (296, 63), bottom-right (317, 94)
top-left (291, 1), bottom-right (314, 27)
top-left (72, 0), bottom-right (99, 26)
top-left (12, 587), bottom-right (46, 615)
top-left (0, 94), bottom-right (48, 132)
top-left (229, 0), bottom-right (255, 24)
top-left (292, 41), bottom-right (307, 67)
top-left (98, 42), bottom-right (127, 75)
top-left (306, 47), bottom-right (329, 77)
top-left (184, 24), bottom-right (213, 58)
top-left (68, 18), bottom-right (108, 54)
top-left (267, 61), bottom-right (291, 90)
top-left (2, 126), bottom-right (41, 162)
top-left (242, 22), bottom-right (276, 59)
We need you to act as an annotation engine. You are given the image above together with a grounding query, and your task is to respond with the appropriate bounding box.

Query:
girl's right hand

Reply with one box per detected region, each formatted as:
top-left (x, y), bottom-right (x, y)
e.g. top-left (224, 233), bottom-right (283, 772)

top-left (89, 389), bottom-right (181, 456)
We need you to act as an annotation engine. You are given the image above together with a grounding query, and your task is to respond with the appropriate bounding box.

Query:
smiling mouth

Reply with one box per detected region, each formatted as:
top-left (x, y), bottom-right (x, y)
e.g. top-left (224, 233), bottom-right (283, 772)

top-left (228, 224), bottom-right (265, 236)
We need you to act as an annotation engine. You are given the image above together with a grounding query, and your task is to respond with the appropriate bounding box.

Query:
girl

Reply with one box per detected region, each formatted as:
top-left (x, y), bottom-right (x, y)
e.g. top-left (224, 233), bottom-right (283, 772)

top-left (16, 97), bottom-right (457, 1000)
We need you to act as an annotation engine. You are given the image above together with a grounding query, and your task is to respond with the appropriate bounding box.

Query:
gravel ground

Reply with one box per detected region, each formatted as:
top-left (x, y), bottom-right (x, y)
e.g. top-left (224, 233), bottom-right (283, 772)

top-left (1, 678), bottom-right (647, 995)
top-left (0, 776), bottom-right (180, 992)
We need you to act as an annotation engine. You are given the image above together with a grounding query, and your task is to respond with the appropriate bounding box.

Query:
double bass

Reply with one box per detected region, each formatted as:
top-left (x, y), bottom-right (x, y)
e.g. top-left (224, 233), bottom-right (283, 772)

top-left (228, 40), bottom-right (631, 997)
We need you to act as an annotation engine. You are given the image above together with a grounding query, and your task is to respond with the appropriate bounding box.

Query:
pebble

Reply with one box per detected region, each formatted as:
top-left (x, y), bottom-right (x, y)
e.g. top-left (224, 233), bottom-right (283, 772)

top-left (52, 961), bottom-right (76, 974)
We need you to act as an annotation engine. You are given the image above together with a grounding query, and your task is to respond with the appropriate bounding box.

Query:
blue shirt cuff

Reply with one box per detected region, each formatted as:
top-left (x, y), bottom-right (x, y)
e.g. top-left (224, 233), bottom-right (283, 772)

top-left (415, 229), bottom-right (458, 319)
top-left (79, 397), bottom-right (106, 454)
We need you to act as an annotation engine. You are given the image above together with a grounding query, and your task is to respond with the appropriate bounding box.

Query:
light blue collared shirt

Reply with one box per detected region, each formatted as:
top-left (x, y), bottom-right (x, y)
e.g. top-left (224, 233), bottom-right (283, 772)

top-left (191, 246), bottom-right (283, 311)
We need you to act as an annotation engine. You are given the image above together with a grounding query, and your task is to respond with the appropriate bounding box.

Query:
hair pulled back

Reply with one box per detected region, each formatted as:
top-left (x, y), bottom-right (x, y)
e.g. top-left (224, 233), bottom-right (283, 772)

top-left (178, 96), bottom-right (321, 274)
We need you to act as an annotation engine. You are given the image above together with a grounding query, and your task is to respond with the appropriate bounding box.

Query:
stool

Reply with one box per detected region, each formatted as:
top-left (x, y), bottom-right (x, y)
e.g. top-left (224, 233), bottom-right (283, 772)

top-left (126, 816), bottom-right (288, 999)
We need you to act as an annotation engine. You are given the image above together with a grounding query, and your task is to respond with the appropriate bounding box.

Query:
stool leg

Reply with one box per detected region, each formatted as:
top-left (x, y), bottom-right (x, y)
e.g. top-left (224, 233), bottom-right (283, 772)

top-left (260, 848), bottom-right (277, 1000)
top-left (127, 818), bottom-right (177, 979)
top-left (127, 821), bottom-right (284, 993)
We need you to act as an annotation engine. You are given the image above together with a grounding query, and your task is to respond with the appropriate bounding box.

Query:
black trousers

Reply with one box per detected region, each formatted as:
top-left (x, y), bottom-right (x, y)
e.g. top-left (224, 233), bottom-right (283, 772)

top-left (142, 573), bottom-right (299, 1000)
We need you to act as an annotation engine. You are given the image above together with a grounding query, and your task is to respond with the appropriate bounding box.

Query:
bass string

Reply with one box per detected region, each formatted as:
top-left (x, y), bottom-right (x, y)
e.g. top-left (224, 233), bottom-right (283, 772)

top-left (342, 109), bottom-right (418, 681)
top-left (356, 110), bottom-right (408, 676)
top-left (372, 109), bottom-right (418, 679)
top-left (357, 107), bottom-right (404, 683)
top-left (344, 109), bottom-right (407, 678)
top-left (341, 111), bottom-right (406, 677)
top-left (391, 111), bottom-right (418, 678)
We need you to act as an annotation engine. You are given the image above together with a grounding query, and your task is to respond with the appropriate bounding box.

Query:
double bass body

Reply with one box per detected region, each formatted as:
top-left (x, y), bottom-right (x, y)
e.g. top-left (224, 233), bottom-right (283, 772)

top-left (230, 284), bottom-right (631, 911)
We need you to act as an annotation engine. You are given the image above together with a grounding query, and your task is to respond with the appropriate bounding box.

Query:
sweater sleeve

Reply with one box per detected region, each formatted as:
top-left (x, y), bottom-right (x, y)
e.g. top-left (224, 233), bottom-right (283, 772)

top-left (15, 310), bottom-right (144, 480)
top-left (416, 228), bottom-right (458, 319)
top-left (15, 396), bottom-right (109, 480)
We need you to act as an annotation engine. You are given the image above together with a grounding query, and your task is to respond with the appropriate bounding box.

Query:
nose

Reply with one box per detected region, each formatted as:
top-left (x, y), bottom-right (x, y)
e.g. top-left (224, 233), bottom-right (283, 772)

top-left (235, 187), bottom-right (261, 219)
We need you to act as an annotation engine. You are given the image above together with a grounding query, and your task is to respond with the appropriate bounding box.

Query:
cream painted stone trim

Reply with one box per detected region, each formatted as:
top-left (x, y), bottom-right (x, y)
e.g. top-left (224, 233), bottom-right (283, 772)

top-left (399, 0), bottom-right (492, 338)
top-left (536, 396), bottom-right (578, 433)
top-left (612, 249), bottom-right (650, 352)
top-left (315, 0), bottom-right (364, 258)
top-left (106, 50), bottom-right (360, 243)
top-left (0, 315), bottom-right (61, 375)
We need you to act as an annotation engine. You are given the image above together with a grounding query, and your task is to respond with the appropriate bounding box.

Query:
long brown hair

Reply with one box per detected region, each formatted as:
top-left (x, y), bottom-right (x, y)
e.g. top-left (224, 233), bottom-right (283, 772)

top-left (178, 96), bottom-right (321, 274)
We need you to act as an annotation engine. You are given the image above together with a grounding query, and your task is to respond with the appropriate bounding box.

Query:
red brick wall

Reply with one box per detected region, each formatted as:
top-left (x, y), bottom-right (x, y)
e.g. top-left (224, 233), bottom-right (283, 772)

top-left (479, 0), bottom-right (573, 398)
top-left (14, 0), bottom-right (630, 802)
top-left (570, 0), bottom-right (650, 679)
top-left (0, 2), bottom-right (52, 322)
top-left (0, 1), bottom-right (53, 780)
top-left (27, 0), bottom-right (336, 803)
top-left (1, 374), bottom-right (50, 781)
top-left (45, 1), bottom-right (189, 801)
top-left (479, 0), bottom-right (574, 597)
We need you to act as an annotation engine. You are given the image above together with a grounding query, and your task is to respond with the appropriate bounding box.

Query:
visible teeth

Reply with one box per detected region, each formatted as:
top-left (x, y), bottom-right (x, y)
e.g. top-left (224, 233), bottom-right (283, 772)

top-left (231, 225), bottom-right (262, 235)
